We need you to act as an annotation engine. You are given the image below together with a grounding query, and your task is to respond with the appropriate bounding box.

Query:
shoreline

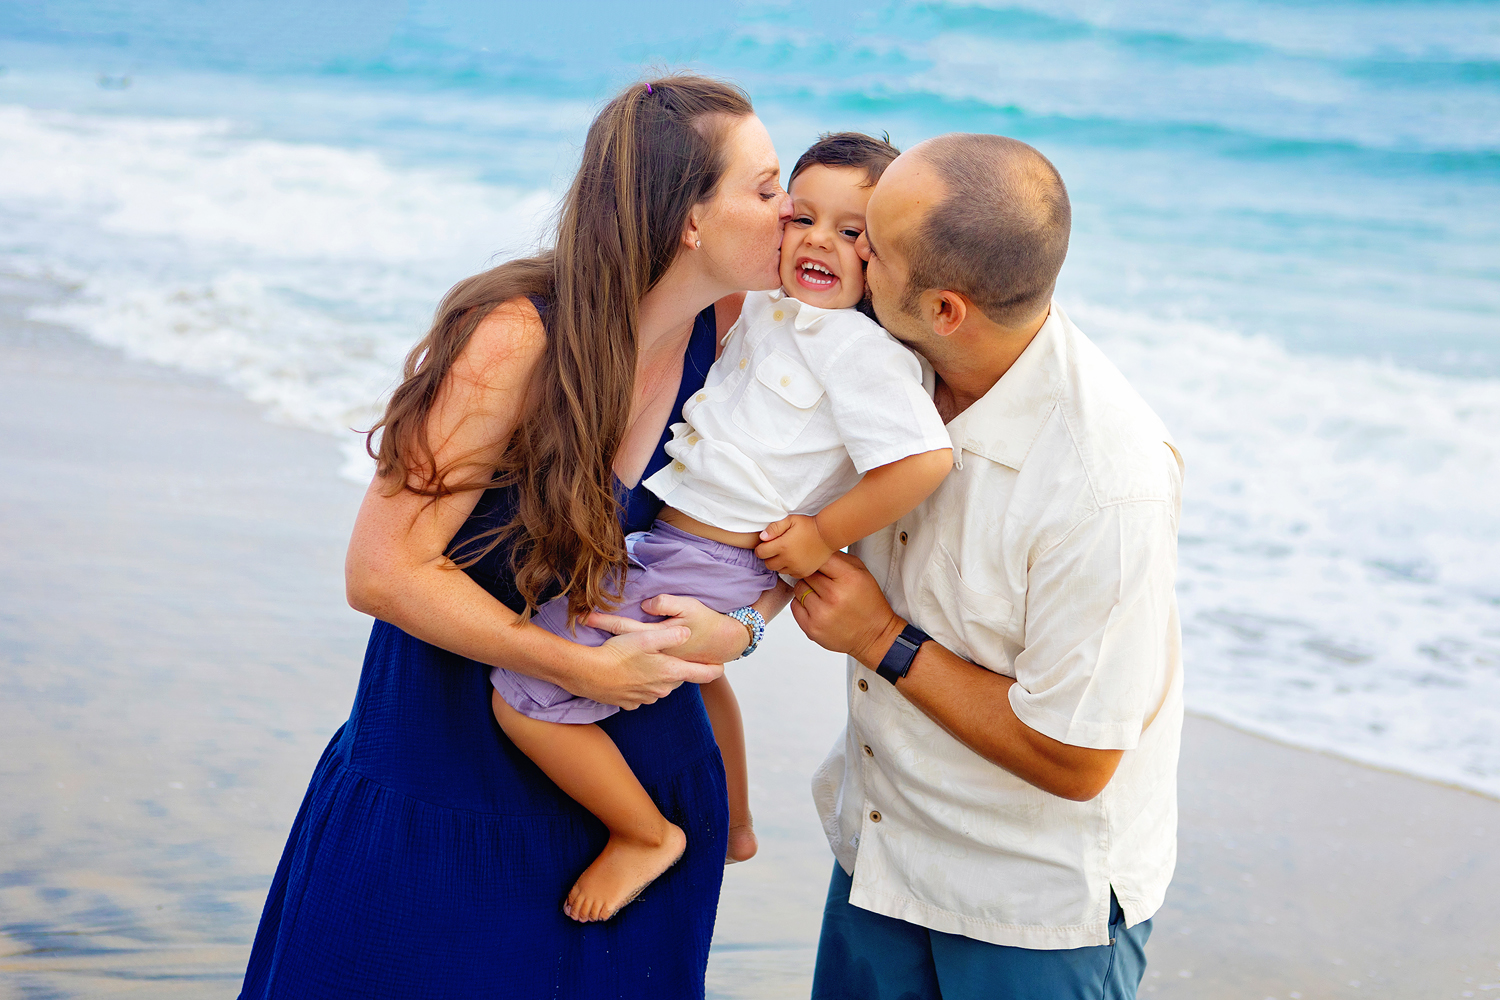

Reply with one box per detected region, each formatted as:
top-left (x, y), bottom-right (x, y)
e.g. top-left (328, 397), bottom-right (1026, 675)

top-left (2, 275), bottom-right (1497, 998)
top-left (1185, 708), bottom-right (1500, 807)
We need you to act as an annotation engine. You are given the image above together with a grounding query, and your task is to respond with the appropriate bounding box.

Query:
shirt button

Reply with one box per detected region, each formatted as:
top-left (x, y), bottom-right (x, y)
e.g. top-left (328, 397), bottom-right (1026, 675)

top-left (673, 461), bottom-right (686, 472)
top-left (870, 810), bottom-right (882, 823)
top-left (780, 375), bottom-right (791, 387)
top-left (686, 434), bottom-right (699, 445)
top-left (863, 744), bottom-right (873, 757)
top-left (857, 678), bottom-right (868, 692)
top-left (738, 357), bottom-right (748, 370)
top-left (899, 531), bottom-right (909, 545)
top-left (696, 392), bottom-right (706, 402)
top-left (773, 310), bottom-right (785, 322)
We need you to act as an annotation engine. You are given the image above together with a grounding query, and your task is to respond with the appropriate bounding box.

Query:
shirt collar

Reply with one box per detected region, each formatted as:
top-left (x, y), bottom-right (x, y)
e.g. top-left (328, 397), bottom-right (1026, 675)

top-left (768, 287), bottom-right (840, 332)
top-left (945, 303), bottom-right (1068, 471)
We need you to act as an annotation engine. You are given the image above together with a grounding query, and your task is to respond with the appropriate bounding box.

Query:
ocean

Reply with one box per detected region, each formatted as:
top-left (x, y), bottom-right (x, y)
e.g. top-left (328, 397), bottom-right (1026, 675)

top-left (2, 0), bottom-right (1496, 814)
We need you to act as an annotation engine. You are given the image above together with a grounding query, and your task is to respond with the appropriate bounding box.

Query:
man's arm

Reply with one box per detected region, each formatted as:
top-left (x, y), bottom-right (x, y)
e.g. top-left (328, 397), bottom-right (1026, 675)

top-left (790, 552), bottom-right (1122, 802)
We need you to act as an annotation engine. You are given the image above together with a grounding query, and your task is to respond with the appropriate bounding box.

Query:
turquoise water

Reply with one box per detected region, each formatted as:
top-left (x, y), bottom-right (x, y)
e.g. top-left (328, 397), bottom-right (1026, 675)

top-left (1, 2), bottom-right (1498, 993)
top-left (6, 0), bottom-right (1498, 371)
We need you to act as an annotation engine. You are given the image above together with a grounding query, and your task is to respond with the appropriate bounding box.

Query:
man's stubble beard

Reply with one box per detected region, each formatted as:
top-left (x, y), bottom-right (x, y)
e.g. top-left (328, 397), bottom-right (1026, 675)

top-left (869, 286), bottom-right (931, 356)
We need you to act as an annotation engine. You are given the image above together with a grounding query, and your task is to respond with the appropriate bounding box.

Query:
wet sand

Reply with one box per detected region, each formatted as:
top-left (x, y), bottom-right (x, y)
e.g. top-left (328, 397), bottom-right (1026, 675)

top-left (2, 274), bottom-right (1496, 999)
top-left (0, 275), bottom-right (371, 998)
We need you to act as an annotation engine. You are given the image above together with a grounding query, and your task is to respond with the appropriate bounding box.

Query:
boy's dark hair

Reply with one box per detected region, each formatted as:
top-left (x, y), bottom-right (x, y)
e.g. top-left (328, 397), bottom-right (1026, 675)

top-left (789, 131), bottom-right (901, 189)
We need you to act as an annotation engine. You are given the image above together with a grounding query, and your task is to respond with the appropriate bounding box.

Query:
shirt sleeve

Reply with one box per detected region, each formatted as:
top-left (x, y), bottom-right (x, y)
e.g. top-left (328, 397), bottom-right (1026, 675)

top-left (1006, 499), bottom-right (1180, 751)
top-left (817, 330), bottom-right (953, 473)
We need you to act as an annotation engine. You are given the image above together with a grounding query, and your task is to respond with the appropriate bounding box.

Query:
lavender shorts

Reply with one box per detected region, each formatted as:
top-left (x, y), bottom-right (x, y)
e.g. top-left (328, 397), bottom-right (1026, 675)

top-left (489, 520), bottom-right (777, 724)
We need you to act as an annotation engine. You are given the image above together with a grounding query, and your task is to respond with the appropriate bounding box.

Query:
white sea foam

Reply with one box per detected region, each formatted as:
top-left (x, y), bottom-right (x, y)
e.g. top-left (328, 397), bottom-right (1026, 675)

top-left (3, 103), bottom-right (1497, 797)
top-left (0, 104), bottom-right (555, 477)
top-left (1076, 302), bottom-right (1500, 796)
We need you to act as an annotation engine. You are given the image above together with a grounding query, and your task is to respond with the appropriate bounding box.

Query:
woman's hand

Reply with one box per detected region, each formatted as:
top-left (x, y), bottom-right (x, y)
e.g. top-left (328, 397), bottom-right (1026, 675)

top-left (577, 625), bottom-right (725, 709)
top-left (584, 595), bottom-right (751, 665)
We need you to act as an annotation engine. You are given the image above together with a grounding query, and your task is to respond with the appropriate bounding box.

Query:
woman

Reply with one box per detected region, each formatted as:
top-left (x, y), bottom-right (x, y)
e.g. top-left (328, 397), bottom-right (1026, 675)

top-left (239, 75), bottom-right (793, 999)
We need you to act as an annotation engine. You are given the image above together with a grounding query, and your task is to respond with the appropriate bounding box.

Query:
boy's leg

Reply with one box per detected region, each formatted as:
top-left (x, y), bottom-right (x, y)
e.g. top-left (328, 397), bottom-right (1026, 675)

top-left (492, 691), bottom-right (686, 923)
top-left (700, 675), bottom-right (756, 862)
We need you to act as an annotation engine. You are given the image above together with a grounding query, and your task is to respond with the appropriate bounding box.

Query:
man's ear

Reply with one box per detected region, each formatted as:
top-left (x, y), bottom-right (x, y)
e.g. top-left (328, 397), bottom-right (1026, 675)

top-left (923, 290), bottom-right (968, 338)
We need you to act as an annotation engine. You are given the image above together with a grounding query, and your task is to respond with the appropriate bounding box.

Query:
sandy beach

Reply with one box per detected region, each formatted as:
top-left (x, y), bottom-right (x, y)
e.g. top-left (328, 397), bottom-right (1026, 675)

top-left (2, 274), bottom-right (1497, 999)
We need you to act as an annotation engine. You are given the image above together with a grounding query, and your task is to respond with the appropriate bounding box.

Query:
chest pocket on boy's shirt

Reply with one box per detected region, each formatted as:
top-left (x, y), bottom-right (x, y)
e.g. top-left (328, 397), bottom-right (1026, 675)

top-left (732, 350), bottom-right (825, 448)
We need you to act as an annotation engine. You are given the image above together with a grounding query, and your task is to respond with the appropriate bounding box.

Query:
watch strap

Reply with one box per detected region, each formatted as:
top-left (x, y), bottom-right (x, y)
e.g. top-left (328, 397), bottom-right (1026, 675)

top-left (875, 622), bottom-right (929, 685)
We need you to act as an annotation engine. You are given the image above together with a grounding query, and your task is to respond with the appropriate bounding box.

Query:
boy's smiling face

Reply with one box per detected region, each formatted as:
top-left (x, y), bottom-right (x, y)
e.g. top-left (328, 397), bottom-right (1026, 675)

top-left (779, 164), bottom-right (872, 310)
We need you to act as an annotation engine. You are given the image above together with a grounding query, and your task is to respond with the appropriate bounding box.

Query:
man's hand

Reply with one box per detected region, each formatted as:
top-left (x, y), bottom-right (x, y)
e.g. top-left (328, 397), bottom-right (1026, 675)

top-left (755, 514), bottom-right (836, 579)
top-left (787, 551), bottom-right (904, 668)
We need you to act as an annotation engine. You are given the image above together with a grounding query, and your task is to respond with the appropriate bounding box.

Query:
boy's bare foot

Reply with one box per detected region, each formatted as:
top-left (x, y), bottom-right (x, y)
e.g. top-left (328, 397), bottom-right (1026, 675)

top-left (726, 823), bottom-right (758, 864)
top-left (563, 822), bottom-right (687, 923)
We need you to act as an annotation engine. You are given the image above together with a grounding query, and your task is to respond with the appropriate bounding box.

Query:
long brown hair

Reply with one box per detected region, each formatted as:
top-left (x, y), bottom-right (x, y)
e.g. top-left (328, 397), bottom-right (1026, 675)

top-left (367, 74), bottom-right (754, 622)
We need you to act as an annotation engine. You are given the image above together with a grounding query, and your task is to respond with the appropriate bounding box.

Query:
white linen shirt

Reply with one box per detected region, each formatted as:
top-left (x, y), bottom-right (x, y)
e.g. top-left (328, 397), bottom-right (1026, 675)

top-left (643, 289), bottom-right (951, 532)
top-left (811, 303), bottom-right (1185, 950)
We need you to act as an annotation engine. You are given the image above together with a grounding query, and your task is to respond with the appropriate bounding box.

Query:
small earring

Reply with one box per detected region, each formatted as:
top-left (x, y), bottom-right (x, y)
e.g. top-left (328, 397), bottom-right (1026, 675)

top-left (695, 239), bottom-right (702, 249)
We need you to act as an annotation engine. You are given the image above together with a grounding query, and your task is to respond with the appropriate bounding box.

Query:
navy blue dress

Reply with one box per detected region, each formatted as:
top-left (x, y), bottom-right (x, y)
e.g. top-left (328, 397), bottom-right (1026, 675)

top-left (240, 304), bottom-right (726, 999)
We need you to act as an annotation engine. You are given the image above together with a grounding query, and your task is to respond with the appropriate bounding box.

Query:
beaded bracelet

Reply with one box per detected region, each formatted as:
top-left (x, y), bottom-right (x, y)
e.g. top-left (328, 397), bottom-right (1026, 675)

top-left (726, 606), bottom-right (766, 659)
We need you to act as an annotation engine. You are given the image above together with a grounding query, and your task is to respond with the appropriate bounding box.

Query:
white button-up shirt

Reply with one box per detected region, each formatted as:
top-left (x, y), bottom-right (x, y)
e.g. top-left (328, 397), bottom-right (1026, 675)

top-left (644, 289), bottom-right (951, 533)
top-left (812, 303), bottom-right (1185, 950)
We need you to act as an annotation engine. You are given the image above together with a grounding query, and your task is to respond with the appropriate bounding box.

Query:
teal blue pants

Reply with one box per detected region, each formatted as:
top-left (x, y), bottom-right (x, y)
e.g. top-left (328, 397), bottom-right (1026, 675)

top-left (811, 863), bottom-right (1152, 1000)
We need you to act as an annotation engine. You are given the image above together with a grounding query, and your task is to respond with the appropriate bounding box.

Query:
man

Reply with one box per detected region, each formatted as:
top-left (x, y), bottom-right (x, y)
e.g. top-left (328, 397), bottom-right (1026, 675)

top-left (790, 134), bottom-right (1184, 999)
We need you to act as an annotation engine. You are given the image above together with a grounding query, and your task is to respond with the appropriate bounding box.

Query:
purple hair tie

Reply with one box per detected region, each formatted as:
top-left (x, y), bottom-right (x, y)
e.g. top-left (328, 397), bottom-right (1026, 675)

top-left (645, 83), bottom-right (653, 94)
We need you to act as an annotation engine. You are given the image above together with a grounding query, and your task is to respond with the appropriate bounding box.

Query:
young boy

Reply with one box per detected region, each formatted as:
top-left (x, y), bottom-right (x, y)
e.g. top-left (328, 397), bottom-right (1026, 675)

top-left (489, 133), bottom-right (954, 923)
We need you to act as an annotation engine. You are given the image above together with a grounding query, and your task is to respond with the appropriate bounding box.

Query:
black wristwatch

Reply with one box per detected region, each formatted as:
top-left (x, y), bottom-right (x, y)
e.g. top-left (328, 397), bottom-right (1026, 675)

top-left (875, 622), bottom-right (930, 686)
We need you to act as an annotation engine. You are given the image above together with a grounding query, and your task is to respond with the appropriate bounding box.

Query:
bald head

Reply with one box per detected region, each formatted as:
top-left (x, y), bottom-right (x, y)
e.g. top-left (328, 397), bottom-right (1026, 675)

top-left (896, 134), bottom-right (1070, 327)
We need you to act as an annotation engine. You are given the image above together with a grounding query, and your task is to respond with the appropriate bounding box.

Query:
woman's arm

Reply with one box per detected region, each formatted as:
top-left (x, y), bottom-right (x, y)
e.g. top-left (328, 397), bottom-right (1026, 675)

top-left (754, 448), bottom-right (953, 579)
top-left (345, 298), bottom-right (723, 708)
